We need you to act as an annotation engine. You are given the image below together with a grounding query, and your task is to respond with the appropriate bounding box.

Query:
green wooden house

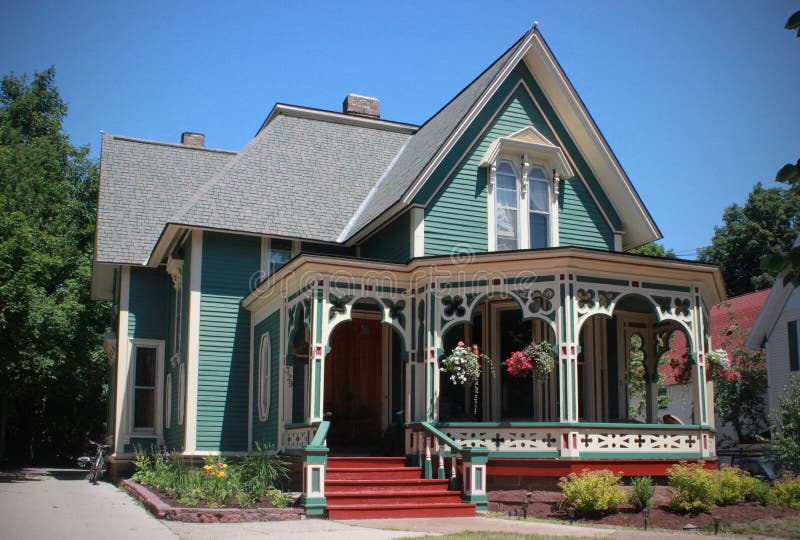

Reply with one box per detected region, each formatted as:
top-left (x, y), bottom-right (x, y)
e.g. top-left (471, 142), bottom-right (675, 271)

top-left (92, 25), bottom-right (725, 518)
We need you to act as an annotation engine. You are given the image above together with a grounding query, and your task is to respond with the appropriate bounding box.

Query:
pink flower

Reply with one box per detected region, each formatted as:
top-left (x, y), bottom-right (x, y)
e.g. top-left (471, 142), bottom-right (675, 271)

top-left (457, 341), bottom-right (465, 347)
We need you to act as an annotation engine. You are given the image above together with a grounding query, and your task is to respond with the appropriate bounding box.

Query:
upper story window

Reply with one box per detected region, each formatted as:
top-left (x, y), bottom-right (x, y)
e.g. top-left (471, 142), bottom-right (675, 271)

top-left (528, 166), bottom-right (551, 249)
top-left (495, 161), bottom-right (519, 251)
top-left (480, 125), bottom-right (575, 253)
top-left (267, 239), bottom-right (294, 276)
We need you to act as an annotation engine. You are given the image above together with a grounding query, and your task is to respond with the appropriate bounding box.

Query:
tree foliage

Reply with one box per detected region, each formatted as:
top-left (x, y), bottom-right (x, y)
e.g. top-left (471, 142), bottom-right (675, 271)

top-left (0, 67), bottom-right (110, 464)
top-left (627, 242), bottom-right (676, 258)
top-left (698, 183), bottom-right (800, 296)
top-left (768, 375), bottom-right (800, 473)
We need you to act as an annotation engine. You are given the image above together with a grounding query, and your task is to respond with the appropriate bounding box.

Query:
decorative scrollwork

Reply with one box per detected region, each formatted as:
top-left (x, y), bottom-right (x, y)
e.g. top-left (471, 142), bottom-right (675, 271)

top-left (328, 293), bottom-right (353, 319)
top-left (674, 298), bottom-right (691, 316)
top-left (441, 295), bottom-right (466, 318)
top-left (382, 298), bottom-right (406, 328)
top-left (576, 288), bottom-right (595, 309)
top-left (652, 295), bottom-right (672, 314)
top-left (529, 289), bottom-right (554, 313)
top-left (598, 290), bottom-right (618, 308)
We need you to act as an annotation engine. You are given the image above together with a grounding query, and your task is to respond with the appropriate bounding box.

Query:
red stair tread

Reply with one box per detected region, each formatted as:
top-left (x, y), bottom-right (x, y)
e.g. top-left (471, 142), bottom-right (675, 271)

top-left (326, 502), bottom-right (477, 520)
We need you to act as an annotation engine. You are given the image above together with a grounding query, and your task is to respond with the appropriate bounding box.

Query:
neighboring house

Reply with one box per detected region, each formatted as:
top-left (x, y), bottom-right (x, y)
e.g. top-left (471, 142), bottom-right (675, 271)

top-left (92, 25), bottom-right (725, 517)
top-left (747, 277), bottom-right (800, 418)
top-left (661, 290), bottom-right (769, 446)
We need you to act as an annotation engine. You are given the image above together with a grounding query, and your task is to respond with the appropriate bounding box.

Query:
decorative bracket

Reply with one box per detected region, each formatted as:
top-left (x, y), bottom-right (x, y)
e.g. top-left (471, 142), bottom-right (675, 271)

top-left (520, 153), bottom-right (530, 197)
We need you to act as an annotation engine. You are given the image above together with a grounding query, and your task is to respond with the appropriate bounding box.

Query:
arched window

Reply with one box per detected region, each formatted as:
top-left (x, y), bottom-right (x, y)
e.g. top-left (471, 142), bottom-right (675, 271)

top-left (528, 166), bottom-right (551, 249)
top-left (258, 333), bottom-right (271, 421)
top-left (164, 373), bottom-right (172, 430)
top-left (495, 161), bottom-right (519, 251)
top-left (178, 363), bottom-right (185, 425)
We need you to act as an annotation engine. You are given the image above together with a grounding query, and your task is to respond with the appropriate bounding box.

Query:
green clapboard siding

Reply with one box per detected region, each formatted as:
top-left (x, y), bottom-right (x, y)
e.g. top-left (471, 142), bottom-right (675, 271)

top-left (128, 267), bottom-right (170, 340)
top-left (422, 62), bottom-right (616, 255)
top-left (252, 310), bottom-right (281, 449)
top-left (198, 232), bottom-right (261, 452)
top-left (360, 210), bottom-right (411, 262)
top-left (301, 242), bottom-right (357, 257)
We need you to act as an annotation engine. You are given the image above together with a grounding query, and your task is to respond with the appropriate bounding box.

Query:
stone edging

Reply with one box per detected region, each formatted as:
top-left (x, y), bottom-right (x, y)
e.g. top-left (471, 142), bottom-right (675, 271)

top-left (121, 479), bottom-right (305, 523)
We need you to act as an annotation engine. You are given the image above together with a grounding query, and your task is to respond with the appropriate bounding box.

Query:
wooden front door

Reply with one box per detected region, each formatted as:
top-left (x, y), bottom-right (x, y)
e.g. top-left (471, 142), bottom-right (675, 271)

top-left (324, 318), bottom-right (382, 449)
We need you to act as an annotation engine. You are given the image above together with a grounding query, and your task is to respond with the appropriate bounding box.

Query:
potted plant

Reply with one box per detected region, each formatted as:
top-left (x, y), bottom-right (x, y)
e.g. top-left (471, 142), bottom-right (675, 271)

top-left (440, 342), bottom-right (494, 414)
top-left (505, 341), bottom-right (555, 380)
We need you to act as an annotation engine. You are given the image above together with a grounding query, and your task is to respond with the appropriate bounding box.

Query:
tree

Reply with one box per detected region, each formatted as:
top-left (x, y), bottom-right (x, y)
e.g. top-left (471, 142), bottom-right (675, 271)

top-left (0, 67), bottom-right (109, 463)
top-left (767, 375), bottom-right (800, 473)
top-left (710, 304), bottom-right (768, 442)
top-left (698, 183), bottom-right (800, 296)
top-left (627, 242), bottom-right (676, 258)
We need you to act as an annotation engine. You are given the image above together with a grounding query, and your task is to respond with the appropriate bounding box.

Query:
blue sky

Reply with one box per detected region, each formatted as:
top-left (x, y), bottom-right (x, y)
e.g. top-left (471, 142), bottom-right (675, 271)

top-left (2, 0), bottom-right (798, 257)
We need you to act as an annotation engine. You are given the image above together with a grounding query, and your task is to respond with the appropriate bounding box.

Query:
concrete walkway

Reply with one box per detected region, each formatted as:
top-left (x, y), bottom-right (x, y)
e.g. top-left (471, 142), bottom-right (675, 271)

top-left (1, 469), bottom-right (746, 539)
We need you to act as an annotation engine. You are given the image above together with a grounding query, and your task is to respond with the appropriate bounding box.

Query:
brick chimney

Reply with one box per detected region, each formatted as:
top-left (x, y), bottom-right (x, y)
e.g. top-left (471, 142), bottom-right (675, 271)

top-left (343, 94), bottom-right (380, 119)
top-left (181, 132), bottom-right (205, 147)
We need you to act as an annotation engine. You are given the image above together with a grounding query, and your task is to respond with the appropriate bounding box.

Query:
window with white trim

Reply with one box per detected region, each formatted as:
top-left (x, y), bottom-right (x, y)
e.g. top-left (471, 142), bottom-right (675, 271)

top-left (133, 345), bottom-right (159, 431)
top-left (494, 161), bottom-right (519, 251)
top-left (178, 363), bottom-right (185, 425)
top-left (258, 333), bottom-right (271, 421)
top-left (528, 165), bottom-right (551, 249)
top-left (165, 373), bottom-right (172, 429)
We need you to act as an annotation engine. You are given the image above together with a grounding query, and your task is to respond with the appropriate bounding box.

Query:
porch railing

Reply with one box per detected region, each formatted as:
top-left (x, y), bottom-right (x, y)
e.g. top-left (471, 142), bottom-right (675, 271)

top-left (295, 420), bottom-right (329, 517)
top-left (282, 422), bottom-right (320, 453)
top-left (434, 422), bottom-right (715, 459)
top-left (406, 422), bottom-right (490, 510)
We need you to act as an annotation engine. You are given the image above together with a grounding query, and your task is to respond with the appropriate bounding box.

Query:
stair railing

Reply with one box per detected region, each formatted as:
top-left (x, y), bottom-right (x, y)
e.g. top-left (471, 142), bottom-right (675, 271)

top-left (300, 420), bottom-right (329, 517)
top-left (406, 422), bottom-right (490, 511)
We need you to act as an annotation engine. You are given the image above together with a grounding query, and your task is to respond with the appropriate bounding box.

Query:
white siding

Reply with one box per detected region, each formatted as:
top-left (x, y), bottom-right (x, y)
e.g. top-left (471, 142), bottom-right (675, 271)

top-left (765, 287), bottom-right (800, 414)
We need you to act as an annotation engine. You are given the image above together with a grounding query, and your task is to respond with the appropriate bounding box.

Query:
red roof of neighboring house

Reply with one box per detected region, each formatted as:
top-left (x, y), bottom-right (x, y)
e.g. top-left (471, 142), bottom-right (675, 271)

top-left (661, 289), bottom-right (770, 384)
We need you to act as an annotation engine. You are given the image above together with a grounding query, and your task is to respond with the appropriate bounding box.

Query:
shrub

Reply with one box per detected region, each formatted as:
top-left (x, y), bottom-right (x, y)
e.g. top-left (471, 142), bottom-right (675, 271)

top-left (769, 375), bottom-right (800, 473)
top-left (667, 462), bottom-right (715, 513)
top-left (712, 465), bottom-right (749, 505)
top-left (740, 475), bottom-right (774, 505)
top-left (131, 445), bottom-right (291, 508)
top-left (559, 469), bottom-right (626, 517)
top-left (773, 472), bottom-right (800, 508)
top-left (629, 476), bottom-right (656, 510)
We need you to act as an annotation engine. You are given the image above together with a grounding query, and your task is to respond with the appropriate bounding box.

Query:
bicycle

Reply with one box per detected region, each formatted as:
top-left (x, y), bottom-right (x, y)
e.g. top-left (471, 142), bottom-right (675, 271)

top-left (81, 440), bottom-right (110, 484)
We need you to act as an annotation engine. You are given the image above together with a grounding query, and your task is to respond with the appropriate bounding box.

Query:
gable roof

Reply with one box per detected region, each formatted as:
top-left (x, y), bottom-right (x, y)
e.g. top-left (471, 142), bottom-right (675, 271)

top-left (95, 134), bottom-right (236, 265)
top-left (341, 26), bottom-right (660, 249)
top-left (167, 107), bottom-right (413, 249)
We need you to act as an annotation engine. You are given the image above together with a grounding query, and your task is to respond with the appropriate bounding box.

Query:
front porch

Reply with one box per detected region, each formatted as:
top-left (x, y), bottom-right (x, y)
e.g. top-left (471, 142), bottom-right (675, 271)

top-left (243, 247), bottom-right (725, 515)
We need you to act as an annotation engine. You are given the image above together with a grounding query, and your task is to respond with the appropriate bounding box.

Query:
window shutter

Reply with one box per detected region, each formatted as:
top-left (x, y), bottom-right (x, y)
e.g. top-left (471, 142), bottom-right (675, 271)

top-left (788, 320), bottom-right (799, 372)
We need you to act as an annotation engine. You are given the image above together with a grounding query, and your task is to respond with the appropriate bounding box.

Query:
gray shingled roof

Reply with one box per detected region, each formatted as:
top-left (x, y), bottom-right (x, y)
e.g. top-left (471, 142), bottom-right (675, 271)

top-left (339, 29), bottom-right (531, 241)
top-left (95, 134), bottom-right (235, 264)
top-left (170, 113), bottom-right (411, 243)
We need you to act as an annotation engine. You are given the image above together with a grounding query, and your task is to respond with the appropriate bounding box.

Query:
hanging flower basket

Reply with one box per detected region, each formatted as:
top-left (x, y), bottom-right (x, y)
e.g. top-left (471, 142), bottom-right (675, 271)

top-left (440, 342), bottom-right (494, 414)
top-left (504, 341), bottom-right (555, 380)
top-left (705, 348), bottom-right (732, 379)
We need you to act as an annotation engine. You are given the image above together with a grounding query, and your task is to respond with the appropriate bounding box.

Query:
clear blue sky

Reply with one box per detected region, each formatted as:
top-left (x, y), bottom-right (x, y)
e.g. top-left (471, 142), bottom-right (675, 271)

top-left (2, 0), bottom-right (798, 257)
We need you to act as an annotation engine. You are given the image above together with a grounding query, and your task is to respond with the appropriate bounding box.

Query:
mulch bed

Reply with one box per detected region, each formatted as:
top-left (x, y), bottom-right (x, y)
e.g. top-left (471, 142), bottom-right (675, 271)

top-left (488, 486), bottom-right (791, 531)
top-left (121, 479), bottom-right (305, 523)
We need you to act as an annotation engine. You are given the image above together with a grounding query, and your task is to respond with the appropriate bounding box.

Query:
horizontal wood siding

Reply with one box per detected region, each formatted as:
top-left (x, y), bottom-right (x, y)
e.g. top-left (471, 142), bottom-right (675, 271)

top-left (360, 211), bottom-right (411, 262)
top-left (128, 267), bottom-right (170, 340)
top-left (165, 237), bottom-right (191, 451)
top-left (198, 232), bottom-right (261, 452)
top-left (559, 177), bottom-right (614, 249)
top-left (421, 62), bottom-right (617, 255)
top-left (301, 242), bottom-right (357, 257)
top-left (252, 310), bottom-right (280, 449)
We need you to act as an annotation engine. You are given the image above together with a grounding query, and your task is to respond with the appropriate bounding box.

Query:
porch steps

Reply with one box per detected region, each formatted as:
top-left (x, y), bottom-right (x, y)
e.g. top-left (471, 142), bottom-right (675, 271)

top-left (325, 457), bottom-right (476, 519)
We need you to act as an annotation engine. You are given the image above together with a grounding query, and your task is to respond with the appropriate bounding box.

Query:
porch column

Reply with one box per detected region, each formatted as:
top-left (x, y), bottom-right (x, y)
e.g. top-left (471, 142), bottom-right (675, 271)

top-left (558, 273), bottom-right (579, 424)
top-left (423, 284), bottom-right (440, 422)
top-left (308, 283), bottom-right (326, 423)
top-left (691, 288), bottom-right (710, 427)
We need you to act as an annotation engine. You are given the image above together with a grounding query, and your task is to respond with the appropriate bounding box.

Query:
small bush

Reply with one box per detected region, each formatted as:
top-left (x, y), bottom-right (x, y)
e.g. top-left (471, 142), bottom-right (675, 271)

top-left (712, 465), bottom-right (749, 505)
top-left (131, 445), bottom-right (291, 508)
top-left (629, 476), bottom-right (656, 510)
top-left (740, 475), bottom-right (774, 505)
top-left (667, 462), bottom-right (715, 513)
top-left (559, 469), bottom-right (626, 517)
top-left (773, 472), bottom-right (800, 508)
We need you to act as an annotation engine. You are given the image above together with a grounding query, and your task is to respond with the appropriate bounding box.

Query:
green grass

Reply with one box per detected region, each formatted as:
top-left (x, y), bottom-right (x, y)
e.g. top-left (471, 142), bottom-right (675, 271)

top-left (715, 514), bottom-right (800, 540)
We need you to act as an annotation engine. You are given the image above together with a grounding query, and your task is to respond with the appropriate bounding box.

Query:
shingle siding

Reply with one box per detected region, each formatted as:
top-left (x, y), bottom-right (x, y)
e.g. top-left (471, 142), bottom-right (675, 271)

top-left (197, 232), bottom-right (261, 452)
